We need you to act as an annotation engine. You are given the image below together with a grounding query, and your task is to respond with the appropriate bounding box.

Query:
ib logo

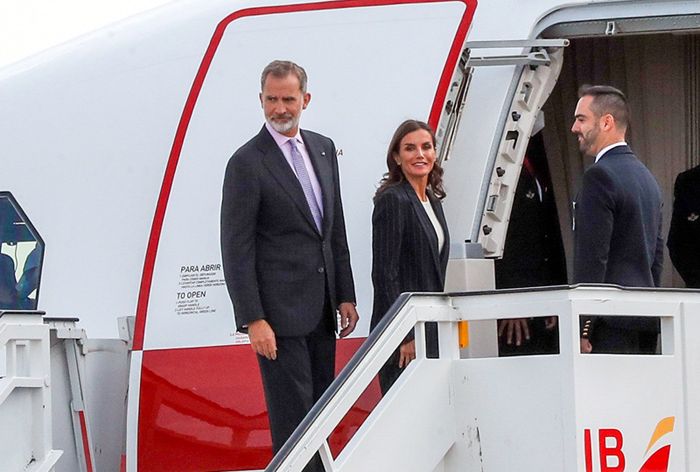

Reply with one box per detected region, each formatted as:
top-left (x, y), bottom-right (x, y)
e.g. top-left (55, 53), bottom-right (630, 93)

top-left (584, 417), bottom-right (674, 472)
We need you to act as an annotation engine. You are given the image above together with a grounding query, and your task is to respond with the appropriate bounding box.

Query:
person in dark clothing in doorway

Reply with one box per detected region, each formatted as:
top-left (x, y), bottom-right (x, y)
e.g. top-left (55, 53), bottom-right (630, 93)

top-left (496, 132), bottom-right (567, 356)
top-left (668, 164), bottom-right (700, 288)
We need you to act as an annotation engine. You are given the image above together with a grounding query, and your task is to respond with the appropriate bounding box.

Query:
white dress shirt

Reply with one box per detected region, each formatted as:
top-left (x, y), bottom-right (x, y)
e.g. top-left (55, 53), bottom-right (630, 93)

top-left (265, 121), bottom-right (324, 212)
top-left (595, 141), bottom-right (627, 163)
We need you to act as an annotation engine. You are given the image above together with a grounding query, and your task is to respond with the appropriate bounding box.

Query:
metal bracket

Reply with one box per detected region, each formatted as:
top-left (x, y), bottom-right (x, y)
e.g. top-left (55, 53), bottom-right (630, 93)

top-left (437, 38), bottom-right (569, 162)
top-left (605, 21), bottom-right (618, 35)
top-left (465, 39), bottom-right (569, 67)
top-left (477, 40), bottom-right (568, 257)
top-left (118, 315), bottom-right (136, 350)
top-left (465, 39), bottom-right (570, 49)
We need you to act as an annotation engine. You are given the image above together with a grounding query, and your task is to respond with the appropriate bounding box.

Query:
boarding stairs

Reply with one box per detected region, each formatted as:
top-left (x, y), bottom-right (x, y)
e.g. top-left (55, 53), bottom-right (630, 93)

top-left (267, 286), bottom-right (700, 472)
top-left (0, 310), bottom-right (130, 472)
top-left (0, 311), bottom-right (61, 471)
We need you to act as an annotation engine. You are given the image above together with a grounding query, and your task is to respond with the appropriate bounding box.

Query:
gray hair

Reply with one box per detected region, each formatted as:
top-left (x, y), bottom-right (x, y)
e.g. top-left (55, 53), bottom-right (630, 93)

top-left (260, 60), bottom-right (308, 93)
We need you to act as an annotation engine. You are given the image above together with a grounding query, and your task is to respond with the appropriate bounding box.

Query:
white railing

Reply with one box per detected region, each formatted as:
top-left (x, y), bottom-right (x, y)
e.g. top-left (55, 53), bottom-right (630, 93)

top-left (267, 285), bottom-right (700, 472)
top-left (267, 292), bottom-right (457, 472)
top-left (48, 316), bottom-right (131, 472)
top-left (0, 310), bottom-right (62, 472)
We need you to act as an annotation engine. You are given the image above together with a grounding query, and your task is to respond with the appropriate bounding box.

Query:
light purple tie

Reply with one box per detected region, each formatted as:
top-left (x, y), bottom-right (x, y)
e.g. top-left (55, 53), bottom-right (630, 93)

top-left (288, 139), bottom-right (323, 232)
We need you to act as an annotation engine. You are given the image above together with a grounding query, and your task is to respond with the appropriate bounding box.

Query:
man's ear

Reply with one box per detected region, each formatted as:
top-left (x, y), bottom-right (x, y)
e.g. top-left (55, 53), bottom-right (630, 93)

top-left (259, 92), bottom-right (264, 108)
top-left (302, 92), bottom-right (311, 110)
top-left (601, 113), bottom-right (615, 131)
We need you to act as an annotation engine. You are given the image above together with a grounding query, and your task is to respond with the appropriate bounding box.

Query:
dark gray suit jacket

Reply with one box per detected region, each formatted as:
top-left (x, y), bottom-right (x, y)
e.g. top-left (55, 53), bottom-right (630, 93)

top-left (371, 180), bottom-right (450, 335)
top-left (221, 125), bottom-right (356, 337)
top-left (667, 165), bottom-right (700, 288)
top-left (574, 145), bottom-right (663, 333)
top-left (574, 145), bottom-right (664, 287)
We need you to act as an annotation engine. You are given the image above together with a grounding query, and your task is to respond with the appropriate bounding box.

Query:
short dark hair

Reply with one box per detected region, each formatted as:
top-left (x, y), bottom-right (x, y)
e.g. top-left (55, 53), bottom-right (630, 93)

top-left (578, 84), bottom-right (630, 129)
top-left (375, 120), bottom-right (445, 200)
top-left (260, 60), bottom-right (308, 93)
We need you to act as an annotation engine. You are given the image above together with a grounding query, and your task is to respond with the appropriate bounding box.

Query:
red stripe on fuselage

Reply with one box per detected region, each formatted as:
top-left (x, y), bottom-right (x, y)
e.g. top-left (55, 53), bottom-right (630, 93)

top-left (132, 1), bottom-right (476, 469)
top-left (133, 0), bottom-right (477, 350)
top-left (138, 338), bottom-right (380, 471)
top-left (79, 410), bottom-right (94, 472)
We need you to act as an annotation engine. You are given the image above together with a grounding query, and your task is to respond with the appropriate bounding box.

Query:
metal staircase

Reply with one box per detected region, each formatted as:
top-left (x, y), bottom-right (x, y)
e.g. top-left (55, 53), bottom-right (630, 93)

top-left (266, 286), bottom-right (700, 472)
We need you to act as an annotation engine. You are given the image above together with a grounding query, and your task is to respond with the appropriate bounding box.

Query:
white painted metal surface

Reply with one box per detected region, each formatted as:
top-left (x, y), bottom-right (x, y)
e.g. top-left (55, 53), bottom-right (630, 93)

top-left (271, 286), bottom-right (700, 471)
top-left (2, 0), bottom-right (691, 341)
top-left (1, 1), bottom-right (699, 471)
top-left (476, 44), bottom-right (565, 257)
top-left (83, 338), bottom-right (129, 471)
top-left (49, 318), bottom-right (129, 472)
top-left (0, 311), bottom-right (62, 472)
top-left (125, 350), bottom-right (142, 472)
top-left (49, 319), bottom-right (92, 472)
top-left (144, 0), bottom-right (467, 350)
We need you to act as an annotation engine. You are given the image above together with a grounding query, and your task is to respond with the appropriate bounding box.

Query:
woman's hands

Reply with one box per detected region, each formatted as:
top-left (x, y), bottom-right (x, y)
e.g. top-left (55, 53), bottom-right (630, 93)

top-left (398, 339), bottom-right (416, 368)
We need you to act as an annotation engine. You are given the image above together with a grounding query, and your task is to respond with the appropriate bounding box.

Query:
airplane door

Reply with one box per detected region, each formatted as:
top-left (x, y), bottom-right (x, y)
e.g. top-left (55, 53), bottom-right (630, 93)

top-left (128, 1), bottom-right (477, 470)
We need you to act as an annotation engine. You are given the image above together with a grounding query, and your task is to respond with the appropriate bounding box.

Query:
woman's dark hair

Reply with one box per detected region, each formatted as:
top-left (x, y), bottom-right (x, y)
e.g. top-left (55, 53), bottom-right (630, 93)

top-left (375, 119), bottom-right (446, 200)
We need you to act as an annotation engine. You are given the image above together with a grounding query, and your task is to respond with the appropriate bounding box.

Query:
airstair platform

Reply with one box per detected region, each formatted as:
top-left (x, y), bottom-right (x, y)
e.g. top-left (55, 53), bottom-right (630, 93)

top-left (0, 311), bottom-right (61, 471)
top-left (268, 285), bottom-right (700, 472)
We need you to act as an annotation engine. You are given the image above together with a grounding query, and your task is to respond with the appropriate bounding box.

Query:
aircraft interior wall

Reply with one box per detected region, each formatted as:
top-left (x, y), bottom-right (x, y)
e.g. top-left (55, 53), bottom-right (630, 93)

top-left (521, 33), bottom-right (700, 288)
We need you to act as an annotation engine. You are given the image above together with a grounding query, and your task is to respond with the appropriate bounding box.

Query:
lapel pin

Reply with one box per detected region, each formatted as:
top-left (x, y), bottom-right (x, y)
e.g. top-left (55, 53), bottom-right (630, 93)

top-left (688, 213), bottom-right (699, 222)
top-left (320, 151), bottom-right (326, 157)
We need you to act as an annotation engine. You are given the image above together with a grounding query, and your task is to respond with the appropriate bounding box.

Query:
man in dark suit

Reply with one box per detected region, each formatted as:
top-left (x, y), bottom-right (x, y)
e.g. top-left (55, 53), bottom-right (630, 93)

top-left (571, 85), bottom-right (664, 354)
top-left (496, 133), bottom-right (567, 355)
top-left (668, 164), bottom-right (700, 288)
top-left (221, 60), bottom-right (359, 465)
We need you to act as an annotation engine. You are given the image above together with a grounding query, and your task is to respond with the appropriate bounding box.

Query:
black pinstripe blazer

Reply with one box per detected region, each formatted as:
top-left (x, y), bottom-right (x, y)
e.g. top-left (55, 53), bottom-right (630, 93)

top-left (371, 180), bottom-right (450, 336)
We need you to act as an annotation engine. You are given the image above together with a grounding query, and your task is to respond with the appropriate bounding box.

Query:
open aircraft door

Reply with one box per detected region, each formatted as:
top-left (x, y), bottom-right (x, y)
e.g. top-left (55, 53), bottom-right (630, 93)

top-left (127, 1), bottom-right (477, 470)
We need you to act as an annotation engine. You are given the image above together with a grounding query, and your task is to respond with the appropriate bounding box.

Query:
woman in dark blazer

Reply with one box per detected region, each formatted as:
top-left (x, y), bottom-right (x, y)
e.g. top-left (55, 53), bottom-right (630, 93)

top-left (371, 119), bottom-right (450, 393)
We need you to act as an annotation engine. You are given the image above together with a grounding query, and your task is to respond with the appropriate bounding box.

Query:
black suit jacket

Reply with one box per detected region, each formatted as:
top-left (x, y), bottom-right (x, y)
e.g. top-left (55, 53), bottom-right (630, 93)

top-left (574, 145), bottom-right (664, 334)
top-left (371, 180), bottom-right (450, 335)
top-left (667, 165), bottom-right (700, 288)
top-left (574, 145), bottom-right (664, 287)
top-left (221, 125), bottom-right (356, 337)
top-left (495, 155), bottom-right (567, 289)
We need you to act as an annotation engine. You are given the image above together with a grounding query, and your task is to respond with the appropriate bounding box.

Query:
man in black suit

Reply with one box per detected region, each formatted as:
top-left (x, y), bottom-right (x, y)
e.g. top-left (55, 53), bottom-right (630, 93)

top-left (221, 60), bottom-right (359, 465)
top-left (668, 165), bottom-right (700, 288)
top-left (571, 85), bottom-right (664, 354)
top-left (496, 133), bottom-right (567, 355)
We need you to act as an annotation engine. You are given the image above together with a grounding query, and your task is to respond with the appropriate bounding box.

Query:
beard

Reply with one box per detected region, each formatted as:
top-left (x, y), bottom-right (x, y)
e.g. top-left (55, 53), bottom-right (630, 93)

top-left (266, 113), bottom-right (299, 134)
top-left (576, 126), bottom-right (600, 157)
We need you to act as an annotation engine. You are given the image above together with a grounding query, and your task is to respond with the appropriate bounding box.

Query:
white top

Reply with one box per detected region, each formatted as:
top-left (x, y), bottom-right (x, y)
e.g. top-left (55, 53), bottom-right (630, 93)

top-left (595, 141), bottom-right (627, 163)
top-left (421, 199), bottom-right (445, 252)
